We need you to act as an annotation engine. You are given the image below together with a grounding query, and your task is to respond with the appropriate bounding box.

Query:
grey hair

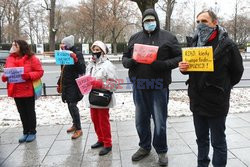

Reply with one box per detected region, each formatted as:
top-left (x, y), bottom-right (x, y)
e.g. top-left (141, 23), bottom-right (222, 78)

top-left (197, 9), bottom-right (218, 22)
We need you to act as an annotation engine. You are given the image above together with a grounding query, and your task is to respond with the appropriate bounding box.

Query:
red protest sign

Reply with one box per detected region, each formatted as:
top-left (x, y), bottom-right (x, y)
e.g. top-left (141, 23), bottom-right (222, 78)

top-left (132, 44), bottom-right (158, 64)
top-left (75, 75), bottom-right (94, 95)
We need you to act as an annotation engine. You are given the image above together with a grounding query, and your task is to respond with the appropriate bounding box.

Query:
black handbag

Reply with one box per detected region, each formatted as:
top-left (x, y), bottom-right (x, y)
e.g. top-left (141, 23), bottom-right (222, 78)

top-left (89, 89), bottom-right (113, 106)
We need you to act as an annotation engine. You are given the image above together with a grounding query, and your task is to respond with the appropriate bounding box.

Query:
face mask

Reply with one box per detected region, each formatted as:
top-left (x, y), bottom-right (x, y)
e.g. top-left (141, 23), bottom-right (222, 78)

top-left (92, 52), bottom-right (102, 59)
top-left (144, 21), bottom-right (157, 32)
top-left (10, 46), bottom-right (18, 53)
top-left (60, 45), bottom-right (69, 50)
top-left (195, 23), bottom-right (216, 46)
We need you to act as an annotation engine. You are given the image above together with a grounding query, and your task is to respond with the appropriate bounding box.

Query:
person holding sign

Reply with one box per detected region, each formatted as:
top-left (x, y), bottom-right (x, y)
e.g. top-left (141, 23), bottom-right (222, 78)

top-left (179, 10), bottom-right (244, 167)
top-left (122, 8), bottom-right (181, 166)
top-left (1, 40), bottom-right (44, 143)
top-left (57, 35), bottom-right (86, 139)
top-left (84, 41), bottom-right (118, 156)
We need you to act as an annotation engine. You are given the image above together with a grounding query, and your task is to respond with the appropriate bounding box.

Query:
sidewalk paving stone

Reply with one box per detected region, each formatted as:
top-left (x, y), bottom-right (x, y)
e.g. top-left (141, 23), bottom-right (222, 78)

top-left (0, 112), bottom-right (250, 167)
top-left (41, 154), bottom-right (83, 167)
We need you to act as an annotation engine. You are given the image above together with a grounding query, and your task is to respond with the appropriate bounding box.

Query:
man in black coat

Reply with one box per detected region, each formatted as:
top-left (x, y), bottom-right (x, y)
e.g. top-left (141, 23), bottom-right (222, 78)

top-left (179, 10), bottom-right (244, 167)
top-left (57, 35), bottom-right (86, 139)
top-left (122, 8), bottom-right (181, 166)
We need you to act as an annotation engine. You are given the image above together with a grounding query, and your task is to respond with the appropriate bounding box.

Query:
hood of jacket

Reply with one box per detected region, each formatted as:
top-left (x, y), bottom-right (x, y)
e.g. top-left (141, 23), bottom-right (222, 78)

top-left (142, 8), bottom-right (160, 34)
top-left (217, 25), bottom-right (228, 41)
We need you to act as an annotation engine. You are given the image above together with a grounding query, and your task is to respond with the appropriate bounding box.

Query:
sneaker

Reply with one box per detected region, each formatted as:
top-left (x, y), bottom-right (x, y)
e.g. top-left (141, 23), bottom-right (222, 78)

top-left (99, 146), bottom-right (112, 156)
top-left (19, 134), bottom-right (28, 143)
top-left (91, 142), bottom-right (104, 149)
top-left (158, 153), bottom-right (168, 166)
top-left (67, 126), bottom-right (76, 133)
top-left (71, 130), bottom-right (82, 139)
top-left (131, 147), bottom-right (150, 161)
top-left (26, 134), bottom-right (36, 142)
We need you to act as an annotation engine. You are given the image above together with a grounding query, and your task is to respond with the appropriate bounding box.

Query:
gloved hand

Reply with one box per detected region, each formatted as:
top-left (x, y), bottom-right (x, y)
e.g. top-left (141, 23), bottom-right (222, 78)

top-left (21, 73), bottom-right (31, 81)
top-left (57, 85), bottom-right (61, 93)
top-left (91, 79), bottom-right (104, 89)
top-left (1, 74), bottom-right (8, 82)
top-left (70, 53), bottom-right (78, 63)
top-left (151, 60), bottom-right (166, 72)
top-left (125, 58), bottom-right (137, 68)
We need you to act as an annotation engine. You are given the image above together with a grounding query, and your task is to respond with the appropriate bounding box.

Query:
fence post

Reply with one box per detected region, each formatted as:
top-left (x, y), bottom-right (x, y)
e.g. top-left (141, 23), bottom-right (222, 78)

top-left (43, 83), bottom-right (47, 96)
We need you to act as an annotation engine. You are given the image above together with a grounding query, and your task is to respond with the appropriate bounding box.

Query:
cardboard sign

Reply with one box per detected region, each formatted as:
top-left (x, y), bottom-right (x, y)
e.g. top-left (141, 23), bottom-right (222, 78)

top-left (4, 67), bottom-right (25, 83)
top-left (55, 50), bottom-right (74, 65)
top-left (132, 44), bottom-right (158, 64)
top-left (75, 75), bottom-right (94, 95)
top-left (182, 46), bottom-right (214, 71)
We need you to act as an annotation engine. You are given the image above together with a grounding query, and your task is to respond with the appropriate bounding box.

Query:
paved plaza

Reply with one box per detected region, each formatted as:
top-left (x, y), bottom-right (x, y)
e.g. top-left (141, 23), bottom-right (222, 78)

top-left (0, 112), bottom-right (250, 167)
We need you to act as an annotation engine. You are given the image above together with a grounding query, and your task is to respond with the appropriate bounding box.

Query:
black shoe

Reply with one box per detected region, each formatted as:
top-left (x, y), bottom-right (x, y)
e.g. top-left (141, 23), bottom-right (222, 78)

top-left (91, 142), bottom-right (104, 149)
top-left (132, 147), bottom-right (150, 161)
top-left (99, 147), bottom-right (112, 156)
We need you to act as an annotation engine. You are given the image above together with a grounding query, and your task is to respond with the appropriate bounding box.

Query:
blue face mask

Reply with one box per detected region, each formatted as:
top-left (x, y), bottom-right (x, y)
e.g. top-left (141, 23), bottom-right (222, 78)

top-left (144, 21), bottom-right (157, 32)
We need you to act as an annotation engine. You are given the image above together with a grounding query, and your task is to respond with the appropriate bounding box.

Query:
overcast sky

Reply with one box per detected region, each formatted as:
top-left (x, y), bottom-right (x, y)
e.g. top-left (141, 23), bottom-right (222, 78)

top-left (62, 0), bottom-right (249, 19)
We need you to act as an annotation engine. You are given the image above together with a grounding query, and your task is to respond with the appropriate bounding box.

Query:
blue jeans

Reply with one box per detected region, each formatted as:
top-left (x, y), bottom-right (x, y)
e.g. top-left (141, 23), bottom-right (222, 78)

top-left (193, 114), bottom-right (227, 167)
top-left (133, 87), bottom-right (169, 153)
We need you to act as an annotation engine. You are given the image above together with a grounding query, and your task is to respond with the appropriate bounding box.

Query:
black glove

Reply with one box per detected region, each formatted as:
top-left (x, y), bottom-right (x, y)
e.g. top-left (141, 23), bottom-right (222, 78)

top-left (151, 60), bottom-right (166, 72)
top-left (125, 58), bottom-right (137, 68)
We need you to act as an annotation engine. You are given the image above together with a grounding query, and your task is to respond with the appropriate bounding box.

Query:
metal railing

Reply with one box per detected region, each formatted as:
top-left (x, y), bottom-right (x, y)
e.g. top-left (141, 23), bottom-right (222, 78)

top-left (1, 79), bottom-right (249, 97)
top-left (37, 52), bottom-right (250, 62)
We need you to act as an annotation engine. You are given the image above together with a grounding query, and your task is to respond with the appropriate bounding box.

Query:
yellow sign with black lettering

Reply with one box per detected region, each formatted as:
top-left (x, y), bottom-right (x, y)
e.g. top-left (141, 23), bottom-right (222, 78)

top-left (182, 46), bottom-right (214, 71)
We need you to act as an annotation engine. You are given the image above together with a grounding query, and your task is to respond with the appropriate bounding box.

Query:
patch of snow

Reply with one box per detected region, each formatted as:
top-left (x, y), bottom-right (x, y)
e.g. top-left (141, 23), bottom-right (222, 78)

top-left (0, 88), bottom-right (249, 128)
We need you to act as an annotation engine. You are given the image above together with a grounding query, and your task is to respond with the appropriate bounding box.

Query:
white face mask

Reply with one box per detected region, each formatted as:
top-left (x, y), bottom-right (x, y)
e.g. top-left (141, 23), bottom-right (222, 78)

top-left (9, 46), bottom-right (18, 53)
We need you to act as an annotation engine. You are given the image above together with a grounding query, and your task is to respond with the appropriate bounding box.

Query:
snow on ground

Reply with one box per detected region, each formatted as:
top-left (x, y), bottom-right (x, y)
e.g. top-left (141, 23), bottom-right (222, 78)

top-left (0, 88), bottom-right (250, 128)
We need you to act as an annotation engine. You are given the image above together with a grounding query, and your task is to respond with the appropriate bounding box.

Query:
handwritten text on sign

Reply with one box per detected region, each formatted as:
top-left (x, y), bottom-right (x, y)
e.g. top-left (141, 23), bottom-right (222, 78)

top-left (75, 75), bottom-right (94, 95)
top-left (132, 44), bottom-right (158, 64)
top-left (182, 46), bottom-right (214, 71)
top-left (55, 50), bottom-right (74, 65)
top-left (4, 67), bottom-right (25, 83)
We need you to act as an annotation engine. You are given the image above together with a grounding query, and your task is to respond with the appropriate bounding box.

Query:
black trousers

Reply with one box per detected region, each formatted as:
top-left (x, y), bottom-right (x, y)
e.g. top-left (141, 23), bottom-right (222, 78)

top-left (67, 102), bottom-right (81, 130)
top-left (14, 97), bottom-right (36, 135)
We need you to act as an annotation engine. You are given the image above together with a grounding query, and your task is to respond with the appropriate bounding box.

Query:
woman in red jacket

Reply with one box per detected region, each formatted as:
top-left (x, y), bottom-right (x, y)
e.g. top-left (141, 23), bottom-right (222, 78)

top-left (1, 40), bottom-right (44, 143)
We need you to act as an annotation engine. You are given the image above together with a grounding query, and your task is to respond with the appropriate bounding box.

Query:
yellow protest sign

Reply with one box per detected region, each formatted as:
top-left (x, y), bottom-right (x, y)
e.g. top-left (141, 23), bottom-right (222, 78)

top-left (182, 46), bottom-right (214, 71)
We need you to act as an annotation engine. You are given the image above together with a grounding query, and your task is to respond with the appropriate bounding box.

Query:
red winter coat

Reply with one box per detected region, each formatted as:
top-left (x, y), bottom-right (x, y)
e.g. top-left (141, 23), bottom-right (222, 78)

top-left (4, 53), bottom-right (44, 98)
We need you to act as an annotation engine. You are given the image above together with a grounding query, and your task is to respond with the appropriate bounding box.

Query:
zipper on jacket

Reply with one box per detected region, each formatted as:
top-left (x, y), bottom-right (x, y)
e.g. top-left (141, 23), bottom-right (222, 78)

top-left (148, 33), bottom-right (154, 45)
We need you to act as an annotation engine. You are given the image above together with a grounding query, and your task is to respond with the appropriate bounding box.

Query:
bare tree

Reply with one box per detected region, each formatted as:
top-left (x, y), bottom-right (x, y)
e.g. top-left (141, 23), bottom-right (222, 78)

top-left (92, 0), bottom-right (96, 42)
top-left (130, 0), bottom-right (158, 14)
top-left (3, 0), bottom-right (31, 42)
top-left (221, 14), bottom-right (250, 44)
top-left (233, 0), bottom-right (240, 42)
top-left (105, 0), bottom-right (137, 54)
top-left (230, 0), bottom-right (250, 43)
top-left (42, 0), bottom-right (57, 51)
top-left (23, 5), bottom-right (34, 46)
top-left (0, 0), bottom-right (9, 43)
top-left (158, 0), bottom-right (176, 31)
top-left (77, 0), bottom-right (102, 43)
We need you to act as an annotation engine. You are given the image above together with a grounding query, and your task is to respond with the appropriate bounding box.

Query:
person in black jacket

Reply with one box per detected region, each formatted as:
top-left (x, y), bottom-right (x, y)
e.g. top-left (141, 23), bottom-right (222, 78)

top-left (57, 35), bottom-right (86, 139)
top-left (122, 8), bottom-right (181, 166)
top-left (179, 10), bottom-right (244, 167)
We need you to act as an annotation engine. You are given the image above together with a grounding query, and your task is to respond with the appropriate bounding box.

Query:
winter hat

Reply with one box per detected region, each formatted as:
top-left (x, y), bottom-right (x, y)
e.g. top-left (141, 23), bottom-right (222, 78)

top-left (61, 35), bottom-right (74, 48)
top-left (143, 15), bottom-right (155, 22)
top-left (91, 41), bottom-right (107, 54)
